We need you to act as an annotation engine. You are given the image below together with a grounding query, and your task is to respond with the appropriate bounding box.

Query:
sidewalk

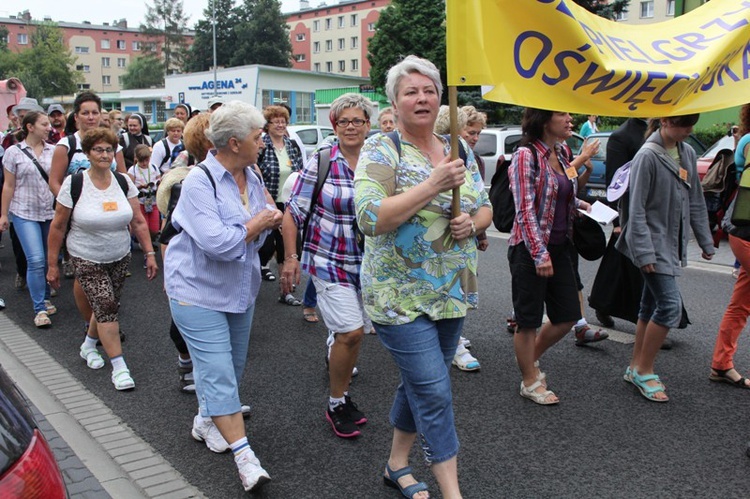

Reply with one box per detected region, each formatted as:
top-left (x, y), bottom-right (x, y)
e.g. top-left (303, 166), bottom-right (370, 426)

top-left (0, 312), bottom-right (204, 499)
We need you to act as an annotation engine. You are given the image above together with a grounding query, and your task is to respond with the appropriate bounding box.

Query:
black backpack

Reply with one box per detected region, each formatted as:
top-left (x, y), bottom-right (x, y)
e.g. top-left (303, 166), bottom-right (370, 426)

top-left (489, 145), bottom-right (537, 233)
top-left (158, 164), bottom-right (216, 245)
top-left (71, 171), bottom-right (129, 207)
top-left (66, 135), bottom-right (82, 166)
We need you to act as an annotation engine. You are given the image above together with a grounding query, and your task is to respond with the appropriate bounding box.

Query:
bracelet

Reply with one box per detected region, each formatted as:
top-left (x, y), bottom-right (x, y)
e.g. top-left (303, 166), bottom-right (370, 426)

top-left (285, 254), bottom-right (299, 260)
top-left (145, 251), bottom-right (156, 256)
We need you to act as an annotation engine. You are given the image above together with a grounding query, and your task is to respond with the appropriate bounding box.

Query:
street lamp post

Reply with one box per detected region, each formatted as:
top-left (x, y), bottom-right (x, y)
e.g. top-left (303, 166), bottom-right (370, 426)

top-left (212, 0), bottom-right (218, 97)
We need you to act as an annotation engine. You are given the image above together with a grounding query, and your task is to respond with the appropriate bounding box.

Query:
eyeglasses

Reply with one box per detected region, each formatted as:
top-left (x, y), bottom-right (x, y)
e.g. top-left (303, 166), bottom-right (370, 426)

top-left (91, 147), bottom-right (115, 154)
top-left (336, 118), bottom-right (368, 128)
top-left (270, 120), bottom-right (287, 127)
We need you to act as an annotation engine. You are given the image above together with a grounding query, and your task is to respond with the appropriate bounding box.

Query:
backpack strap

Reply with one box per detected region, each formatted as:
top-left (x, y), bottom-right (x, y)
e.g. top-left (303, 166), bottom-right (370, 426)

top-left (67, 134), bottom-right (80, 166)
top-left (385, 131), bottom-right (401, 161)
top-left (71, 172), bottom-right (83, 207)
top-left (158, 138), bottom-right (171, 168)
top-left (301, 147), bottom-right (332, 244)
top-left (195, 163), bottom-right (217, 197)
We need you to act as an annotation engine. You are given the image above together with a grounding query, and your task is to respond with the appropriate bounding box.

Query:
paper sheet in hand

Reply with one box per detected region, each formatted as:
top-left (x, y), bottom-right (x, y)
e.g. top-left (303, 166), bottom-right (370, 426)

top-left (578, 201), bottom-right (618, 225)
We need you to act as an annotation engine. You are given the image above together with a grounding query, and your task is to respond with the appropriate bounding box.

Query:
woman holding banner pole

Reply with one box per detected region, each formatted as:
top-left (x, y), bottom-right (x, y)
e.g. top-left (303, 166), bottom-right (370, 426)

top-left (355, 55), bottom-right (491, 499)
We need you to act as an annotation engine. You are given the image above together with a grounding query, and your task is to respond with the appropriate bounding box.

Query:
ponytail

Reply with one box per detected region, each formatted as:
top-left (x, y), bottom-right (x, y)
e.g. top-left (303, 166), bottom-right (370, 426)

top-left (16, 111), bottom-right (46, 142)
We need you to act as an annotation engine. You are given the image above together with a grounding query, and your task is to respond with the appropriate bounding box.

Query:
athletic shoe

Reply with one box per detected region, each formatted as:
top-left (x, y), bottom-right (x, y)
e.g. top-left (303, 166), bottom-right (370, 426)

top-left (111, 368), bottom-right (135, 391)
top-left (191, 415), bottom-right (229, 453)
top-left (178, 365), bottom-right (195, 393)
top-left (344, 395), bottom-right (367, 425)
top-left (80, 346), bottom-right (105, 370)
top-left (14, 274), bottom-right (26, 289)
top-left (235, 449), bottom-right (270, 492)
top-left (326, 404), bottom-right (361, 438)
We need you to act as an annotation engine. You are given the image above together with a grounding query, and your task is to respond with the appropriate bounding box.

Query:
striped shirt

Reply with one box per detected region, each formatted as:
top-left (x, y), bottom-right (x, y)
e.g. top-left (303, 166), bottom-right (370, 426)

top-left (508, 139), bottom-right (580, 267)
top-left (164, 151), bottom-right (270, 314)
top-left (286, 144), bottom-right (362, 288)
top-left (2, 141), bottom-right (55, 221)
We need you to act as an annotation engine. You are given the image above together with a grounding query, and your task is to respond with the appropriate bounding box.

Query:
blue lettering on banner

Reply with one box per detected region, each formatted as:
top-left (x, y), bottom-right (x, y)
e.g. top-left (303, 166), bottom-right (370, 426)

top-left (511, 2), bottom-right (750, 111)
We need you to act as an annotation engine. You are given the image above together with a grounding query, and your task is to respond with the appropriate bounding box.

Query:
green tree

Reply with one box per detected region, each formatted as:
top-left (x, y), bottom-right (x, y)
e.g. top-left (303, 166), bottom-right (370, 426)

top-left (121, 55), bottom-right (165, 89)
top-left (17, 22), bottom-right (79, 100)
top-left (141, 0), bottom-right (190, 74)
top-left (572, 0), bottom-right (630, 20)
top-left (0, 27), bottom-right (9, 52)
top-left (230, 0), bottom-right (292, 68)
top-left (367, 0), bottom-right (447, 99)
top-left (183, 0), bottom-right (238, 73)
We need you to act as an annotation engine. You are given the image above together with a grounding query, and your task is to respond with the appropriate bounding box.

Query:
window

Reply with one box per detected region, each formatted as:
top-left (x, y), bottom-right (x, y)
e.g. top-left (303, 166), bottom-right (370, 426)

top-left (76, 64), bottom-right (91, 72)
top-left (615, 10), bottom-right (628, 21)
top-left (296, 33), bottom-right (305, 42)
top-left (295, 54), bottom-right (305, 62)
top-left (77, 83), bottom-right (91, 90)
top-left (351, 59), bottom-right (358, 72)
top-left (640, 1), bottom-right (654, 18)
top-left (313, 63), bottom-right (321, 72)
top-left (101, 39), bottom-right (110, 49)
top-left (102, 57), bottom-right (111, 67)
top-left (666, 0), bottom-right (675, 16)
top-left (368, 22), bottom-right (375, 32)
top-left (350, 14), bottom-right (358, 26)
top-left (338, 38), bottom-right (345, 50)
top-left (133, 41), bottom-right (141, 51)
top-left (351, 36), bottom-right (358, 49)
top-left (313, 20), bottom-right (320, 32)
top-left (338, 16), bottom-right (345, 28)
top-left (117, 58), bottom-right (126, 68)
top-left (326, 61), bottom-right (333, 72)
top-left (17, 33), bottom-right (28, 45)
top-left (143, 42), bottom-right (157, 52)
top-left (116, 39), bottom-right (126, 50)
top-left (338, 60), bottom-right (345, 72)
top-left (326, 40), bottom-right (332, 52)
top-left (325, 18), bottom-right (332, 30)
top-left (118, 76), bottom-right (123, 86)
top-left (75, 46), bottom-right (89, 54)
top-left (295, 93), bottom-right (313, 123)
top-left (102, 75), bottom-right (111, 86)
top-left (313, 41), bottom-right (320, 53)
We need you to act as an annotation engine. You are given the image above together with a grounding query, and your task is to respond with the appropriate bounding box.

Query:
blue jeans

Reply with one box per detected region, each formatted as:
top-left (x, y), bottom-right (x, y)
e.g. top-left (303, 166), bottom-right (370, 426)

top-left (638, 272), bottom-right (682, 328)
top-left (11, 214), bottom-right (50, 314)
top-left (169, 299), bottom-right (255, 417)
top-left (303, 278), bottom-right (317, 308)
top-left (376, 316), bottom-right (464, 464)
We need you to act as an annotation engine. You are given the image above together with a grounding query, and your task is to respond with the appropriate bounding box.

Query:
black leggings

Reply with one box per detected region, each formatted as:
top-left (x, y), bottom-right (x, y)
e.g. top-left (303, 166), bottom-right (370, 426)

top-left (169, 319), bottom-right (189, 355)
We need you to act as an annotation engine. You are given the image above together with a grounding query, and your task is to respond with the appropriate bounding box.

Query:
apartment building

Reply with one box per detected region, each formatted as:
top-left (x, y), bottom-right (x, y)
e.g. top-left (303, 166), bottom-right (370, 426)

top-left (614, 0), bottom-right (677, 25)
top-left (286, 0), bottom-right (390, 78)
top-left (0, 10), bottom-right (193, 95)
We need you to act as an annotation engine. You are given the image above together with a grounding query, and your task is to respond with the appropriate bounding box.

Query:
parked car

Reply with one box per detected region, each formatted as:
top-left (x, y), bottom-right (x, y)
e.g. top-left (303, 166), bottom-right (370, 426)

top-left (287, 125), bottom-right (335, 158)
top-left (0, 364), bottom-right (66, 497)
top-left (697, 134), bottom-right (735, 180)
top-left (475, 126), bottom-right (584, 189)
top-left (577, 131), bottom-right (707, 202)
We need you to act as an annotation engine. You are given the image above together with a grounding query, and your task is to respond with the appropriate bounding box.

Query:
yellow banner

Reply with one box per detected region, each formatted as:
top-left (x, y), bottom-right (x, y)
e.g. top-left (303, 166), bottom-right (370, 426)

top-left (446, 0), bottom-right (750, 117)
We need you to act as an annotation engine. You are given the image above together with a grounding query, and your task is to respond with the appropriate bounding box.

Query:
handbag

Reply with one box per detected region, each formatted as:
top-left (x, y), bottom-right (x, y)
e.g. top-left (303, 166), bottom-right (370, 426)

top-left (730, 167), bottom-right (750, 226)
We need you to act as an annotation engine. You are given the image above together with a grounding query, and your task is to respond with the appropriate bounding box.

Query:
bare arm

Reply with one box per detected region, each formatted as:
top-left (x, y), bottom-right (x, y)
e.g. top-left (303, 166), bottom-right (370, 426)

top-left (0, 170), bottom-right (17, 232)
top-left (280, 208), bottom-right (301, 294)
top-left (46, 203), bottom-right (72, 289)
top-left (49, 146), bottom-right (69, 197)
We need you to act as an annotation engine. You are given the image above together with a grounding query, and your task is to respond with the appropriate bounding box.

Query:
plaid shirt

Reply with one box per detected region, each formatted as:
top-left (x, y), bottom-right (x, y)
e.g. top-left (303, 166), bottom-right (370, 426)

top-left (286, 144), bottom-right (362, 288)
top-left (508, 139), bottom-right (579, 266)
top-left (258, 134), bottom-right (304, 200)
top-left (2, 140), bottom-right (56, 221)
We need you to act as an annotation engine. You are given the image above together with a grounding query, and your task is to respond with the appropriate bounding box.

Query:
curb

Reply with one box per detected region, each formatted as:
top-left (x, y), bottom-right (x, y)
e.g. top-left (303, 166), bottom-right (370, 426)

top-left (0, 312), bottom-right (205, 499)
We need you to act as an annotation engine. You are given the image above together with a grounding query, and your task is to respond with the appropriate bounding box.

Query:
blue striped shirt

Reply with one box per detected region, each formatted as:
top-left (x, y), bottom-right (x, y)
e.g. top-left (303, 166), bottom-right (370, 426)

top-left (164, 151), bottom-right (270, 313)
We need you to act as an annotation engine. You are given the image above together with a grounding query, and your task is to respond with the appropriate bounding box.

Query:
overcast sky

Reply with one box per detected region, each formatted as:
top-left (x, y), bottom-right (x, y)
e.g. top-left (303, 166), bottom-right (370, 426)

top-left (2, 0), bottom-right (307, 27)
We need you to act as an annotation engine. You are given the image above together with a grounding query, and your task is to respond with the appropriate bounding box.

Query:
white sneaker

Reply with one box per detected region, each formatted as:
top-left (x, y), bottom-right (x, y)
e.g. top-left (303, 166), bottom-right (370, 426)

top-left (236, 450), bottom-right (270, 492)
top-left (80, 346), bottom-right (105, 370)
top-left (111, 368), bottom-right (135, 390)
top-left (452, 345), bottom-right (480, 371)
top-left (191, 415), bottom-right (229, 453)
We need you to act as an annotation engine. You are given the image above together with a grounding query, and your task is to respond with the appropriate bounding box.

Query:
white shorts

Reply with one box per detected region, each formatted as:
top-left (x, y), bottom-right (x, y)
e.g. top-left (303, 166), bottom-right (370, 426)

top-left (312, 275), bottom-right (367, 334)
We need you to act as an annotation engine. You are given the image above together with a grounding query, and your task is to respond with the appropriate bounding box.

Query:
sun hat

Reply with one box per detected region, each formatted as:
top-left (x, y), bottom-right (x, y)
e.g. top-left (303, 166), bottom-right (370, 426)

top-left (606, 160), bottom-right (632, 202)
top-left (12, 97), bottom-right (43, 115)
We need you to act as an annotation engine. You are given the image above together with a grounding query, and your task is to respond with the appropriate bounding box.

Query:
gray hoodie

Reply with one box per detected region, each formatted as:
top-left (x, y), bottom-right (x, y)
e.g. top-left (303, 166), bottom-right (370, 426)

top-left (616, 130), bottom-right (714, 276)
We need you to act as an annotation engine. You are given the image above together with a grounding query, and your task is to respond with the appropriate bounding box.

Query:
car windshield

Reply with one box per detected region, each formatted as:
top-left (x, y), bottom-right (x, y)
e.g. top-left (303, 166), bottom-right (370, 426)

top-left (700, 135), bottom-right (735, 159)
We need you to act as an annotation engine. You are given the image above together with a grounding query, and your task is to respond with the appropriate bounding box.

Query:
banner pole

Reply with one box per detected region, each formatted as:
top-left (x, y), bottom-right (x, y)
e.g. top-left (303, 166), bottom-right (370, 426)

top-left (449, 86), bottom-right (460, 218)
